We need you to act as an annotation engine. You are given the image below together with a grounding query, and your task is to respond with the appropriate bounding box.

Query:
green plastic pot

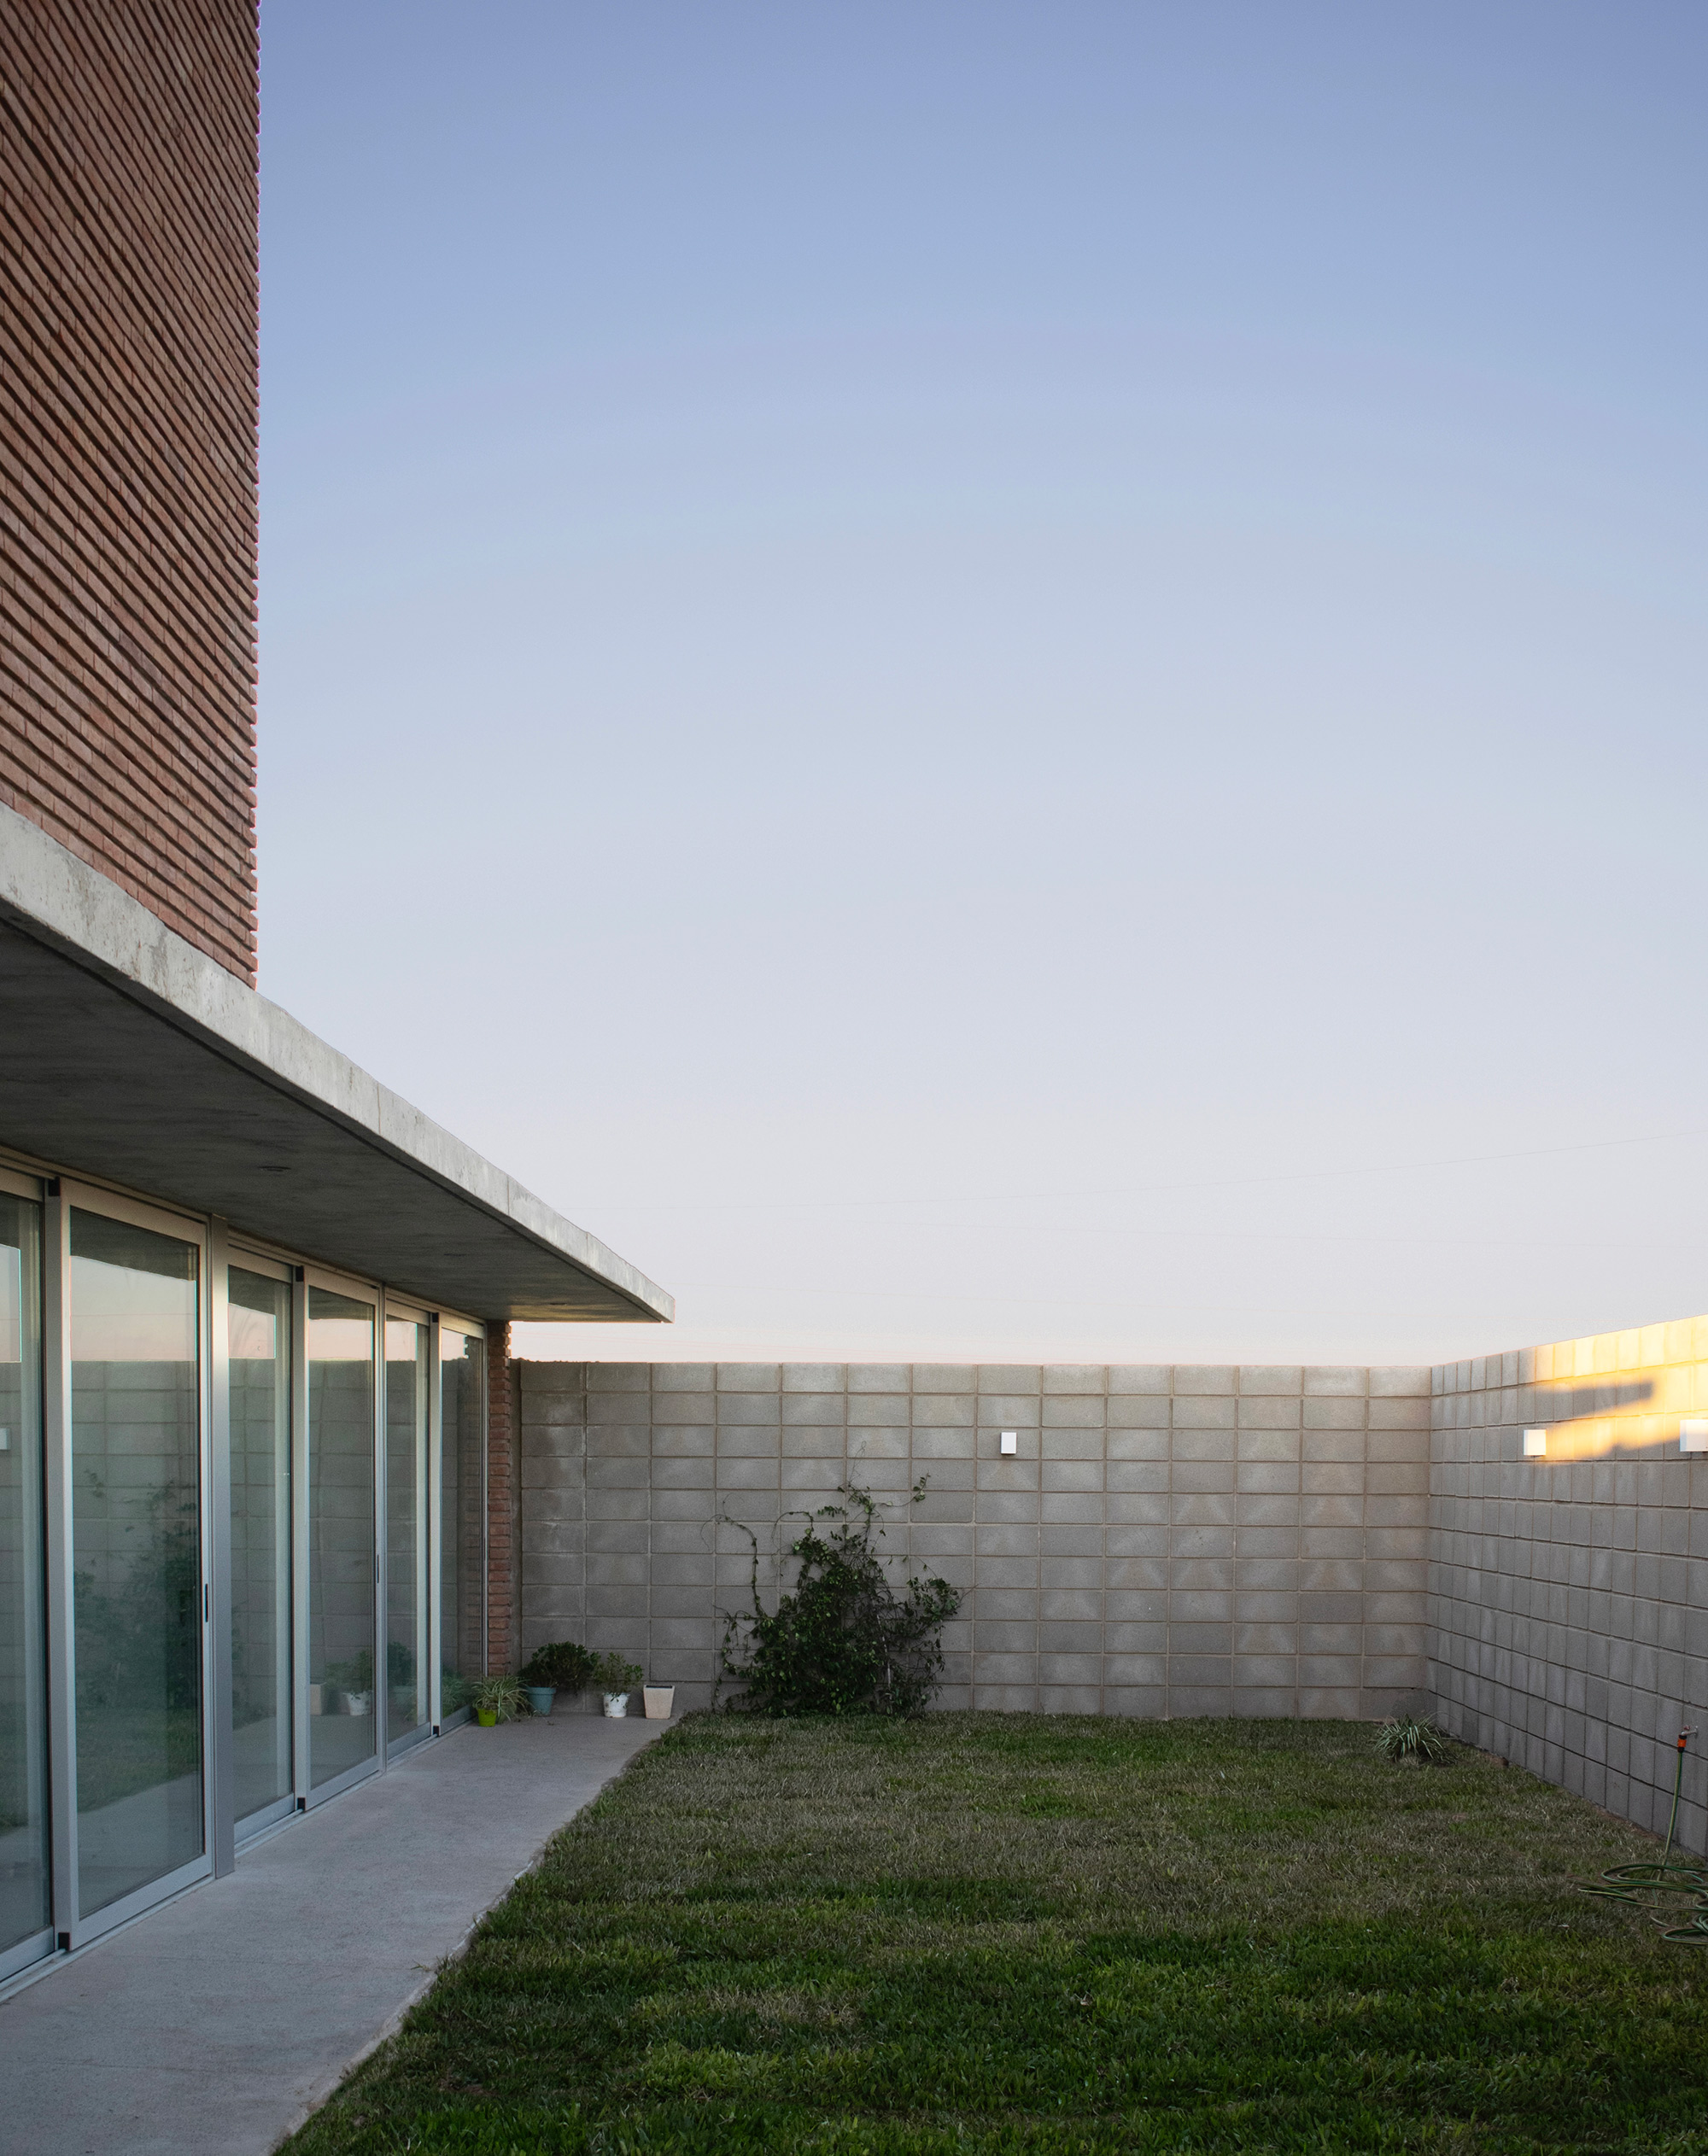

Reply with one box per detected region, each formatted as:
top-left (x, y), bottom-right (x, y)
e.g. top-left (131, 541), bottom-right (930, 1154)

top-left (476, 1708), bottom-right (498, 1727)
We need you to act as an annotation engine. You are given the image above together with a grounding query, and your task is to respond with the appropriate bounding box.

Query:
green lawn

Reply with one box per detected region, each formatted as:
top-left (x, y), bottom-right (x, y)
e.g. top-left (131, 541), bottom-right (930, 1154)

top-left (284, 1714), bottom-right (1708, 2155)
top-left (74, 1702), bottom-right (202, 1814)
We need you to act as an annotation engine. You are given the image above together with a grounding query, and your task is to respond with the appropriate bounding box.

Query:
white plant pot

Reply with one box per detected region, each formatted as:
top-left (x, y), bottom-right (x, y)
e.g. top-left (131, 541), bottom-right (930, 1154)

top-left (642, 1685), bottom-right (675, 1720)
top-left (344, 1691), bottom-right (372, 1716)
top-left (602, 1691), bottom-right (629, 1718)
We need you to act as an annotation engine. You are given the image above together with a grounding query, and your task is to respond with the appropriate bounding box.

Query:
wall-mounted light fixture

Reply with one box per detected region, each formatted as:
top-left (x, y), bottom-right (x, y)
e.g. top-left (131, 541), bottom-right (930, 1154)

top-left (999, 1431), bottom-right (1018, 1456)
top-left (1522, 1429), bottom-right (1547, 1458)
top-left (1681, 1419), bottom-right (1708, 1454)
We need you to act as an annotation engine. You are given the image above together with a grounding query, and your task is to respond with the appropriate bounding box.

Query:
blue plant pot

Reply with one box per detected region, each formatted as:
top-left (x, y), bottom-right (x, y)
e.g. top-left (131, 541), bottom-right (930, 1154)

top-left (524, 1686), bottom-right (557, 1717)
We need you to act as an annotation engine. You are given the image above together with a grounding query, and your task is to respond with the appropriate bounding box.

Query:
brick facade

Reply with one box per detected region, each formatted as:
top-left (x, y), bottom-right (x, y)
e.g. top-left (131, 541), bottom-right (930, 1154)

top-left (0, 0), bottom-right (260, 982)
top-left (485, 1320), bottom-right (518, 1674)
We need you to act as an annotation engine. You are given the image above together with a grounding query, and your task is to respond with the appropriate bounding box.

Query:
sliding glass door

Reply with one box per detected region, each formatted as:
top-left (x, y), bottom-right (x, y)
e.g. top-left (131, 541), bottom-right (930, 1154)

top-left (307, 1283), bottom-right (376, 1792)
top-left (384, 1309), bottom-right (429, 1754)
top-left (0, 1185), bottom-right (48, 1976)
top-left (0, 1192), bottom-right (489, 1954)
top-left (0, 1179), bottom-right (491, 1959)
top-left (67, 1202), bottom-right (206, 1922)
top-left (229, 1264), bottom-right (292, 1830)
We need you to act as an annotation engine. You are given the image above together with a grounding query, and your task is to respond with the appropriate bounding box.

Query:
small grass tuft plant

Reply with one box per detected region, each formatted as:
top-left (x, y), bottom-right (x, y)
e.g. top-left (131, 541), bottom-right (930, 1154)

top-left (1375, 1711), bottom-right (1449, 1762)
top-left (718, 1480), bottom-right (961, 1716)
top-left (470, 1673), bottom-right (523, 1725)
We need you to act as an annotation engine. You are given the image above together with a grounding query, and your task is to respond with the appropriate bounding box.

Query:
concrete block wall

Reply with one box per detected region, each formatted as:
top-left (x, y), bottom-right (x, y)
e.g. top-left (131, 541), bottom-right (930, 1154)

top-left (518, 1360), bottom-right (1431, 1717)
top-left (1431, 1312), bottom-right (1708, 1849)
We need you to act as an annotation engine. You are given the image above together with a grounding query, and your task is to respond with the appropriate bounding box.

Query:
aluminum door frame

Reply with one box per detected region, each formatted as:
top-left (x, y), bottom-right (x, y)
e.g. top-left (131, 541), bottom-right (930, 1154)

top-left (47, 1179), bottom-right (215, 1950)
top-left (298, 1261), bottom-right (383, 1813)
top-left (208, 1217), bottom-right (233, 1873)
top-left (0, 1162), bottom-right (52, 1983)
top-left (223, 1239), bottom-right (296, 1851)
top-left (379, 1292), bottom-right (431, 1762)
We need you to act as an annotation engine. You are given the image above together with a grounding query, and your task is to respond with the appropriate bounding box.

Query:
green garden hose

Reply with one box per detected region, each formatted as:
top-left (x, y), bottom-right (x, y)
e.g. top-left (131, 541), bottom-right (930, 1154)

top-left (1582, 1729), bottom-right (1708, 1944)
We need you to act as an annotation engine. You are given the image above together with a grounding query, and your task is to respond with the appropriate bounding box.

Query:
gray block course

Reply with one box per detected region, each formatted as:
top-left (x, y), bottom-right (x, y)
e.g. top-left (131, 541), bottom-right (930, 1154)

top-left (1430, 1318), bottom-right (1708, 1849)
top-left (518, 1362), bottom-right (1427, 1718)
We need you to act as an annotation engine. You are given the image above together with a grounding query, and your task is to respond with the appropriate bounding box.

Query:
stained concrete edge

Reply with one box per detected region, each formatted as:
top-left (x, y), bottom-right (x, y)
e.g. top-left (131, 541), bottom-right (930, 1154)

top-left (267, 1716), bottom-right (668, 2152)
top-left (0, 1712), bottom-right (670, 2156)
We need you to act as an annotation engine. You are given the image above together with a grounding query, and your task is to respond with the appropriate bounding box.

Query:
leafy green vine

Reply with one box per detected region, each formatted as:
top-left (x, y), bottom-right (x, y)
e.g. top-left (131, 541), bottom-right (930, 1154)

top-left (717, 1481), bottom-right (960, 1717)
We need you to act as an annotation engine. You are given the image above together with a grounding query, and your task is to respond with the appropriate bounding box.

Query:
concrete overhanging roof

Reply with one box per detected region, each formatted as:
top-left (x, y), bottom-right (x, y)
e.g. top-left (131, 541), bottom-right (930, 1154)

top-left (0, 805), bottom-right (673, 1325)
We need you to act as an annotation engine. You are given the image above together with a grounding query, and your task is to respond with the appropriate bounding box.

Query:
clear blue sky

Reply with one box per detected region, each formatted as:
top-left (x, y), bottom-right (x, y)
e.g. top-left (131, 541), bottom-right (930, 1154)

top-left (258, 3), bottom-right (1708, 1365)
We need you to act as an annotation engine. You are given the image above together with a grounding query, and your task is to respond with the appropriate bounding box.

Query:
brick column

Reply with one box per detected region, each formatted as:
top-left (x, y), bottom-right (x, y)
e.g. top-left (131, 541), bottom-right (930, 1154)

top-left (486, 1321), bottom-right (518, 1673)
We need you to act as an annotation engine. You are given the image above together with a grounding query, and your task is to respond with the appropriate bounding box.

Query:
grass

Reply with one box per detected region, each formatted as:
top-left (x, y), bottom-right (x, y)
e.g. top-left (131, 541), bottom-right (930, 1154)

top-left (284, 1715), bottom-right (1708, 2156)
top-left (73, 1702), bottom-right (201, 1812)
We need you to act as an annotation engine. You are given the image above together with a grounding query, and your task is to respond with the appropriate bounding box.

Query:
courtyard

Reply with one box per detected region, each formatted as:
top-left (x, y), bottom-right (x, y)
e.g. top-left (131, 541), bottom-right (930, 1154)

top-left (284, 1714), bottom-right (1705, 2155)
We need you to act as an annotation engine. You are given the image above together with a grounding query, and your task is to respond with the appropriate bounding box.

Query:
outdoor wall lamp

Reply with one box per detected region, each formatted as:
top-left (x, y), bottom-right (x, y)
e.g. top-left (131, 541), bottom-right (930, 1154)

top-left (1523, 1429), bottom-right (1547, 1458)
top-left (999, 1431), bottom-right (1019, 1456)
top-left (1681, 1420), bottom-right (1708, 1454)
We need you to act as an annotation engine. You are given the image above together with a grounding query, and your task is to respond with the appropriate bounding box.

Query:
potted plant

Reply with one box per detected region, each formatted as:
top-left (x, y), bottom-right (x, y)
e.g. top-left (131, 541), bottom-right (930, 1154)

top-left (471, 1674), bottom-right (524, 1727)
top-left (325, 1649), bottom-right (373, 1716)
top-left (642, 1681), bottom-right (676, 1720)
top-left (590, 1651), bottom-right (643, 1717)
top-left (388, 1639), bottom-right (416, 1724)
top-left (518, 1640), bottom-right (598, 1720)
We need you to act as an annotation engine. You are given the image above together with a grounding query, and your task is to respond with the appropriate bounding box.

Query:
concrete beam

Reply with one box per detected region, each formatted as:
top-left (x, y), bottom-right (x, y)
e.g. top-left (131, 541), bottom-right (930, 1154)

top-left (0, 804), bottom-right (672, 1323)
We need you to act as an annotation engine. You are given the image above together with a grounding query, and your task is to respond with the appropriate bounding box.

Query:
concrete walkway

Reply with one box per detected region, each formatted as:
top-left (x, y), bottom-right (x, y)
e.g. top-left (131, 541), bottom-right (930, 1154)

top-left (0, 1712), bottom-right (665, 2156)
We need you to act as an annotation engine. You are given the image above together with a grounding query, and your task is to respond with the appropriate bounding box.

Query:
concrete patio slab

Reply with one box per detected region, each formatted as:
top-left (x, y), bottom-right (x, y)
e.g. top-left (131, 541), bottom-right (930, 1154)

top-left (0, 1711), bottom-right (666, 2155)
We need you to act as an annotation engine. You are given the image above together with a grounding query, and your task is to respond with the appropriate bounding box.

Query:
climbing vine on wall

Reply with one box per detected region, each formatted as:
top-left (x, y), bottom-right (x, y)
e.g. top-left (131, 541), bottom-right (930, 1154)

top-left (718, 1481), bottom-right (961, 1717)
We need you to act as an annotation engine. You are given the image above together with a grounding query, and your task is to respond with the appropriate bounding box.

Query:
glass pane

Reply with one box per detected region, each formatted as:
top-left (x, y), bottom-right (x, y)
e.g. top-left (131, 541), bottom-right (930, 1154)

top-left (439, 1330), bottom-right (483, 1716)
top-left (384, 1318), bottom-right (427, 1750)
top-left (0, 1196), bottom-right (48, 1955)
top-left (230, 1269), bottom-right (291, 1820)
top-left (70, 1207), bottom-right (203, 1917)
top-left (307, 1287), bottom-right (375, 1789)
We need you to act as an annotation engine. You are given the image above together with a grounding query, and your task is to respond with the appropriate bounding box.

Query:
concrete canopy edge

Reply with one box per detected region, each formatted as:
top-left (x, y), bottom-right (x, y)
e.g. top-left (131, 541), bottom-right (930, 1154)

top-left (0, 804), bottom-right (672, 1323)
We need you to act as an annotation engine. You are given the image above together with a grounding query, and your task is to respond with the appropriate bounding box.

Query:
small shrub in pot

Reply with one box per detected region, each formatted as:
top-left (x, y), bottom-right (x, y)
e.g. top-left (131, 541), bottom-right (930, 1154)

top-left (325, 1649), bottom-right (374, 1716)
top-left (518, 1640), bottom-right (598, 1718)
top-left (590, 1651), bottom-right (643, 1716)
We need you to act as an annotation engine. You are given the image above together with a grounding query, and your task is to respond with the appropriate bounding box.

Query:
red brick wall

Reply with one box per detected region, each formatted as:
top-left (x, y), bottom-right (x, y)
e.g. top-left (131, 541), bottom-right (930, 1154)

top-left (0, 0), bottom-right (260, 982)
top-left (486, 1321), bottom-right (518, 1674)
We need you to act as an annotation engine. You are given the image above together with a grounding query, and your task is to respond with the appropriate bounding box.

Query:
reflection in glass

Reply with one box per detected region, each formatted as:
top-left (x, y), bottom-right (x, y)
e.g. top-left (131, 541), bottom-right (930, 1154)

top-left (230, 1269), bottom-right (291, 1821)
top-left (439, 1331), bottom-right (484, 1718)
top-left (0, 1197), bottom-right (47, 1958)
top-left (384, 1318), bottom-right (427, 1751)
top-left (308, 1287), bottom-right (375, 1788)
top-left (70, 1208), bottom-right (203, 1916)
